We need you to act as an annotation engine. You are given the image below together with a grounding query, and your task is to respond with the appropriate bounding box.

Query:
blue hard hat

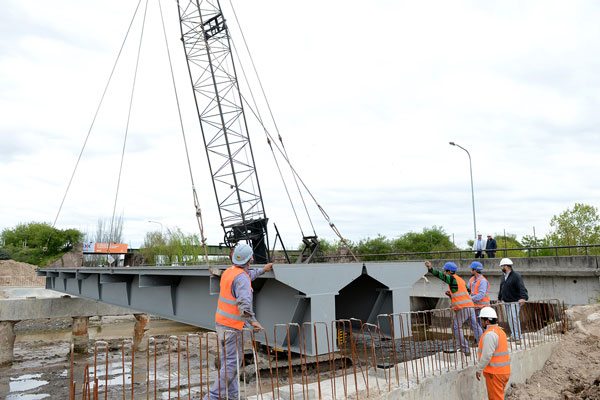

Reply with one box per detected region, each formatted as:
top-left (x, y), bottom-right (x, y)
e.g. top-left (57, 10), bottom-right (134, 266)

top-left (443, 262), bottom-right (457, 272)
top-left (232, 243), bottom-right (253, 266)
top-left (470, 261), bottom-right (483, 271)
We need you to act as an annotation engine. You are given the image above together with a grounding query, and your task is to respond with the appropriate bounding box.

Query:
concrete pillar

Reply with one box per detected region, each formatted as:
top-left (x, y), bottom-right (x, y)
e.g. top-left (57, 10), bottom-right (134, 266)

top-left (133, 313), bottom-right (150, 352)
top-left (72, 316), bottom-right (89, 353)
top-left (0, 321), bottom-right (18, 365)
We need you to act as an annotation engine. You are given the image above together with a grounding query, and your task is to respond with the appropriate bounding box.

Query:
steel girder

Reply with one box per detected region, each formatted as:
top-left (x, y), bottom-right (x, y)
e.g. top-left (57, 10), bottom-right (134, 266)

top-left (39, 262), bottom-right (423, 355)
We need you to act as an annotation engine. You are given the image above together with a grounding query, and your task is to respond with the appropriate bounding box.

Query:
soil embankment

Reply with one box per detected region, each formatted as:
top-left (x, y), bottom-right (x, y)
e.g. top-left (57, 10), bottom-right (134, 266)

top-left (507, 303), bottom-right (600, 400)
top-left (0, 259), bottom-right (45, 288)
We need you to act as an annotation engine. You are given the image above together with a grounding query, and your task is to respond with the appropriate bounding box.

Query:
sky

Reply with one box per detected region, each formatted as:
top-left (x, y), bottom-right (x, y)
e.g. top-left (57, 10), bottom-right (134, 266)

top-left (1, 0), bottom-right (600, 250)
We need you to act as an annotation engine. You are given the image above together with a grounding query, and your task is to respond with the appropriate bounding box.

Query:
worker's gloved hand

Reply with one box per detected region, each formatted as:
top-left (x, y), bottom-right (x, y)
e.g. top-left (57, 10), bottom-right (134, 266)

top-left (445, 290), bottom-right (451, 297)
top-left (425, 261), bottom-right (432, 271)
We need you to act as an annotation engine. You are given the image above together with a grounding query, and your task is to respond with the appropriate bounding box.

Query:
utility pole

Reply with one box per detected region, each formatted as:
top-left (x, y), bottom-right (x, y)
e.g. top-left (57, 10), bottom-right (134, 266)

top-left (449, 142), bottom-right (477, 240)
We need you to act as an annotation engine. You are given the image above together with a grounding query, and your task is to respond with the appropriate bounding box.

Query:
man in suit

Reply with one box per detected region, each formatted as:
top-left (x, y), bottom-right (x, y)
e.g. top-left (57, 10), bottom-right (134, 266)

top-left (497, 258), bottom-right (528, 343)
top-left (485, 235), bottom-right (498, 258)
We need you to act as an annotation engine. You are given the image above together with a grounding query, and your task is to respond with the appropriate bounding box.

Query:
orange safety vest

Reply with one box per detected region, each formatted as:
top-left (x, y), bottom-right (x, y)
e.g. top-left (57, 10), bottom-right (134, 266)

top-left (449, 274), bottom-right (475, 309)
top-left (468, 275), bottom-right (491, 309)
top-left (478, 325), bottom-right (511, 374)
top-left (215, 266), bottom-right (251, 330)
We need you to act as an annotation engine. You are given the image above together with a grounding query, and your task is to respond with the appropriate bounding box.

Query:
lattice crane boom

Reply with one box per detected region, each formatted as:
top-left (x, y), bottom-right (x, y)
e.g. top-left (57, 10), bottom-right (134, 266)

top-left (176, 0), bottom-right (270, 263)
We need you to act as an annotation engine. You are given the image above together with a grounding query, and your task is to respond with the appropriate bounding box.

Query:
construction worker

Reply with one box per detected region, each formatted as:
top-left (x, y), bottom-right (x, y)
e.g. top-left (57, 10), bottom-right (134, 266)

top-left (476, 306), bottom-right (511, 400)
top-left (468, 261), bottom-right (490, 322)
top-left (204, 243), bottom-right (273, 400)
top-left (498, 257), bottom-right (528, 343)
top-left (425, 261), bottom-right (482, 354)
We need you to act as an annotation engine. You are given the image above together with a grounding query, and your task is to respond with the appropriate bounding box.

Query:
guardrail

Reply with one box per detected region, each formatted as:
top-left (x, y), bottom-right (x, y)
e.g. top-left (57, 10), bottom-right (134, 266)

top-left (69, 299), bottom-right (566, 399)
top-left (315, 244), bottom-right (600, 263)
top-left (122, 244), bottom-right (600, 267)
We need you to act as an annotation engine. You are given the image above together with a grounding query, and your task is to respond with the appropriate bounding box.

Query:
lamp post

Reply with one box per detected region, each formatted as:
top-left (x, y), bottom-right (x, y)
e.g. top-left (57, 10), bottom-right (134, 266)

top-left (449, 142), bottom-right (477, 240)
top-left (148, 220), bottom-right (163, 234)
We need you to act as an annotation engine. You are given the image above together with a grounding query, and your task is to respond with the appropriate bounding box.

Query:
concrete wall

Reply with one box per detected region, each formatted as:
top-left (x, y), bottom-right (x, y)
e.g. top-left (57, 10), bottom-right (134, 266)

top-left (379, 341), bottom-right (558, 399)
top-left (411, 256), bottom-right (600, 306)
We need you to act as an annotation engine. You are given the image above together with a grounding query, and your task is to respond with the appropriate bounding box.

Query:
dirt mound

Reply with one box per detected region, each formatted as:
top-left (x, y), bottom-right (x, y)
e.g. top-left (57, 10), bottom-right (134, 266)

top-left (0, 260), bottom-right (45, 288)
top-left (0, 260), bottom-right (38, 277)
top-left (506, 304), bottom-right (600, 400)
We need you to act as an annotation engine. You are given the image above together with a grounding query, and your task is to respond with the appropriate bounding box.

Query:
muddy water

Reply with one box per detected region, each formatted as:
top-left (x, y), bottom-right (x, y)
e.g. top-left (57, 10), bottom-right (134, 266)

top-left (0, 318), bottom-right (203, 399)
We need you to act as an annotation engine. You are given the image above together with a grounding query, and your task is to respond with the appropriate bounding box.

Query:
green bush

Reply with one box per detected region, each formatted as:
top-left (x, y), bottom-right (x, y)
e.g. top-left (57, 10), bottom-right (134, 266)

top-left (0, 247), bottom-right (11, 260)
top-left (1, 222), bottom-right (84, 266)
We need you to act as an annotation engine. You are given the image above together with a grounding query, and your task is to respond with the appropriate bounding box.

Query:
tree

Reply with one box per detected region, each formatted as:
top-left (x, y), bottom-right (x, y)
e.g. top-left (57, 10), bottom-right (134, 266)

top-left (548, 203), bottom-right (600, 246)
top-left (493, 233), bottom-right (525, 258)
top-left (352, 227), bottom-right (457, 261)
top-left (1, 222), bottom-right (84, 266)
top-left (521, 235), bottom-right (554, 256)
top-left (546, 203), bottom-right (600, 255)
top-left (140, 228), bottom-right (207, 266)
top-left (354, 235), bottom-right (395, 260)
top-left (392, 226), bottom-right (456, 254)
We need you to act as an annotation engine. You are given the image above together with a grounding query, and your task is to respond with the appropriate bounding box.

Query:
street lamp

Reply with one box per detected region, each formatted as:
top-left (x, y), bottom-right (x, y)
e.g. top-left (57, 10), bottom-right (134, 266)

top-left (449, 142), bottom-right (477, 240)
top-left (148, 220), bottom-right (163, 234)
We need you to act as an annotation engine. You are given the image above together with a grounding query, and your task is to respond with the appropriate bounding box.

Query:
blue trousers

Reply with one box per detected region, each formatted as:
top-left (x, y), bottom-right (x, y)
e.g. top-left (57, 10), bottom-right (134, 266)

top-left (506, 302), bottom-right (522, 340)
top-left (204, 326), bottom-right (243, 400)
top-left (452, 307), bottom-right (483, 352)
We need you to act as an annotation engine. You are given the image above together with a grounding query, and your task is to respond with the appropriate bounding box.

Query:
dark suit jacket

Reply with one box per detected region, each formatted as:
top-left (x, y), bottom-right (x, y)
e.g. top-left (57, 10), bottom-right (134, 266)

top-left (498, 270), bottom-right (529, 302)
top-left (485, 238), bottom-right (497, 251)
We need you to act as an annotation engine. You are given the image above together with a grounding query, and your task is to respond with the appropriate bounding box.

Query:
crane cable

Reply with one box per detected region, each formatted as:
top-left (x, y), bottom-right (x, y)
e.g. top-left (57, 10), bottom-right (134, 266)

top-left (230, 40), bottom-right (305, 238)
top-left (240, 99), bottom-right (358, 262)
top-left (42, 0), bottom-right (144, 261)
top-left (226, 1), bottom-right (357, 261)
top-left (158, 0), bottom-right (210, 267)
top-left (227, 0), bottom-right (317, 237)
top-left (106, 0), bottom-right (150, 261)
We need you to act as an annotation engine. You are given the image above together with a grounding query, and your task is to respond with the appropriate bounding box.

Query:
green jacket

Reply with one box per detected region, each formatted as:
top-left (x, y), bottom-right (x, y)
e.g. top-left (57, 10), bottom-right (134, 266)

top-left (429, 267), bottom-right (471, 294)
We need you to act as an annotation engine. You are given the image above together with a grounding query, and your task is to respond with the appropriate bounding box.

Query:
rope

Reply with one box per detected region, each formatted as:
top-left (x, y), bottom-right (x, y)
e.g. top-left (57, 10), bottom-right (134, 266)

top-left (158, 0), bottom-right (210, 266)
top-left (107, 0), bottom-right (150, 259)
top-left (42, 0), bottom-right (144, 260)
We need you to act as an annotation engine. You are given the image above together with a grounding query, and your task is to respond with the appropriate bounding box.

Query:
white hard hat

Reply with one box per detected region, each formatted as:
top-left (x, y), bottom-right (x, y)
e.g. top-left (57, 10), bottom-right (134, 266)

top-left (480, 307), bottom-right (497, 319)
top-left (499, 257), bottom-right (513, 266)
top-left (232, 243), bottom-right (253, 266)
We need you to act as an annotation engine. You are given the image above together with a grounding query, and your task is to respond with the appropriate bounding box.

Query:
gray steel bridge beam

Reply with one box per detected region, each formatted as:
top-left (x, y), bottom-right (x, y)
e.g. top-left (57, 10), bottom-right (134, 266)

top-left (39, 262), bottom-right (424, 355)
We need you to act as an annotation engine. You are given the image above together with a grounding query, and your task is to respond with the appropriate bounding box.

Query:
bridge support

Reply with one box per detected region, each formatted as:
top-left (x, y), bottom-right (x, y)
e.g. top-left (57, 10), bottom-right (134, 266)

top-left (0, 321), bottom-right (18, 365)
top-left (72, 316), bottom-right (89, 353)
top-left (134, 313), bottom-right (150, 351)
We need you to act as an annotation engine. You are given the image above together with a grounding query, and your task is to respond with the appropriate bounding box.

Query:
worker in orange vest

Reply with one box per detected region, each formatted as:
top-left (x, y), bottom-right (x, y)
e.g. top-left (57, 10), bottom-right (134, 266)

top-left (476, 306), bottom-right (511, 400)
top-left (468, 261), bottom-right (490, 323)
top-left (204, 243), bottom-right (273, 400)
top-left (425, 261), bottom-right (482, 354)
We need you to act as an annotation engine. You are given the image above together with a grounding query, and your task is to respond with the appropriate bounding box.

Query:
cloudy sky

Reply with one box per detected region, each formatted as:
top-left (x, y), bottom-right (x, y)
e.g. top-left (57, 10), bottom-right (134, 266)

top-left (1, 0), bottom-right (599, 250)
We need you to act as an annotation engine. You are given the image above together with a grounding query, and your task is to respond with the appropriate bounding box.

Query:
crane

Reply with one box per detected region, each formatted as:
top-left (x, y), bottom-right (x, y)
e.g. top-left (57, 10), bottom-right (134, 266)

top-left (176, 0), bottom-right (272, 263)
